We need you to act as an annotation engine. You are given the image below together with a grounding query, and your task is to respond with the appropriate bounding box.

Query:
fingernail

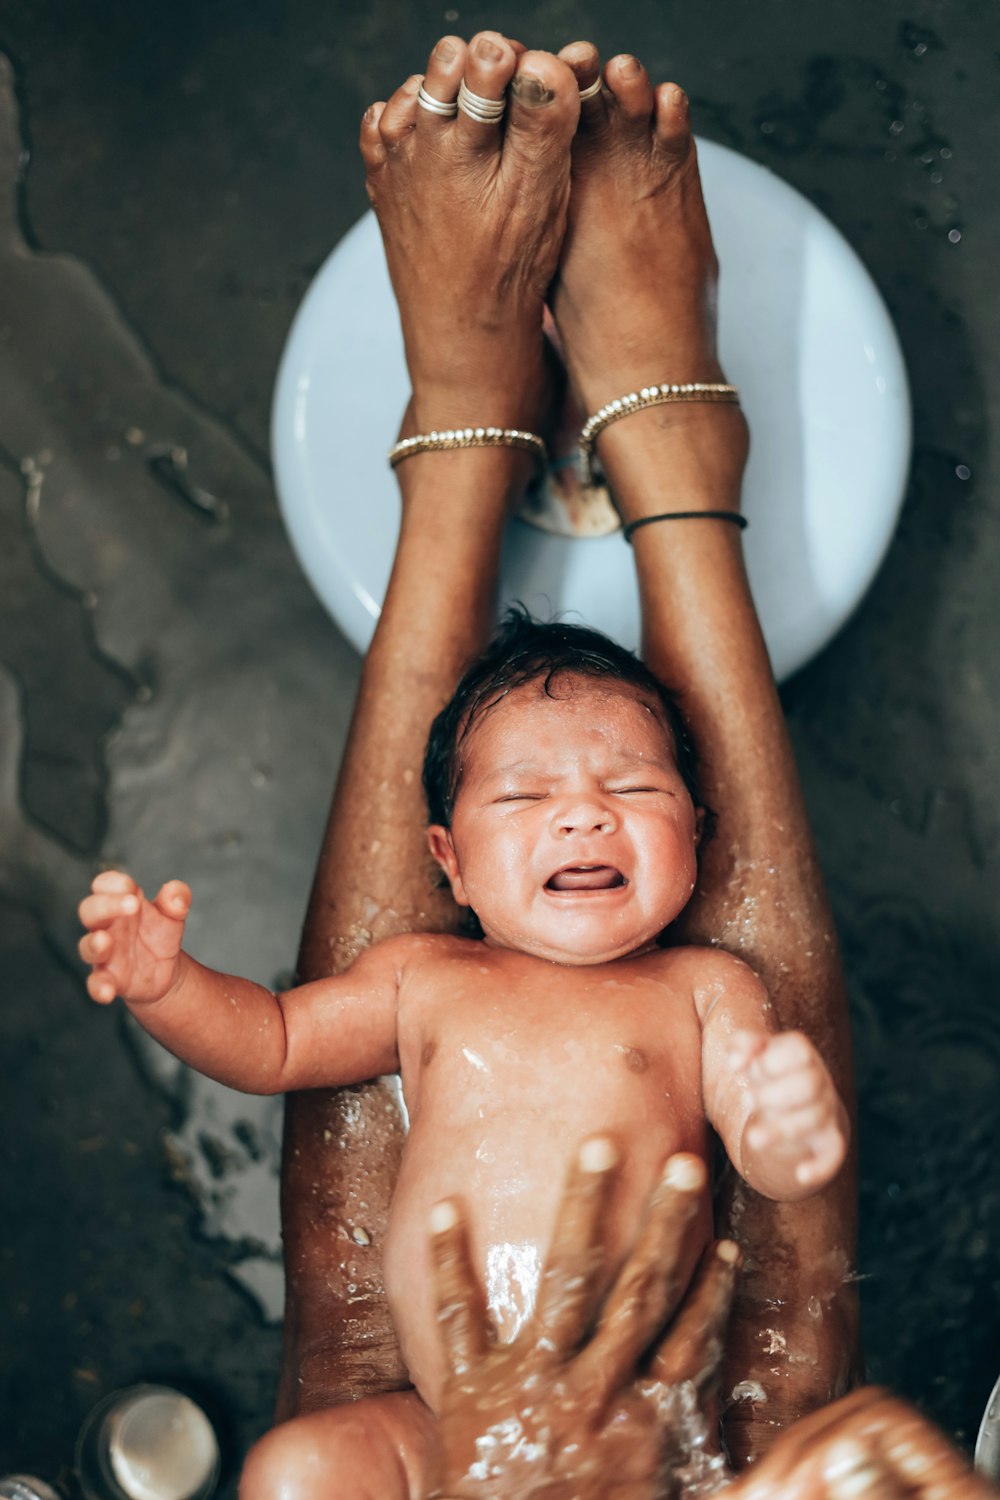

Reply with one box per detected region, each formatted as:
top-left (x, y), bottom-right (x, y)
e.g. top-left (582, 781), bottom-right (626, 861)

top-left (618, 54), bottom-right (642, 78)
top-left (716, 1240), bottom-right (741, 1266)
top-left (436, 38), bottom-right (457, 63)
top-left (579, 1136), bottom-right (617, 1172)
top-left (429, 1200), bottom-right (459, 1232)
top-left (123, 896), bottom-right (138, 913)
top-left (823, 1439), bottom-right (881, 1496)
top-left (511, 72), bottom-right (555, 106)
top-left (475, 37), bottom-right (503, 62)
top-left (664, 1154), bottom-right (705, 1190)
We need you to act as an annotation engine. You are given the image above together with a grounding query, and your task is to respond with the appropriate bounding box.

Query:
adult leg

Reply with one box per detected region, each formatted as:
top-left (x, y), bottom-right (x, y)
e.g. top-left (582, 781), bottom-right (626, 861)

top-left (551, 45), bottom-right (859, 1465)
top-left (277, 37), bottom-right (583, 1418)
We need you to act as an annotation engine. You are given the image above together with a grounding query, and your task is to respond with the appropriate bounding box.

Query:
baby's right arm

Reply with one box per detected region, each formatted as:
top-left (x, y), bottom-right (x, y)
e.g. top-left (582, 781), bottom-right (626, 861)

top-left (77, 870), bottom-right (404, 1093)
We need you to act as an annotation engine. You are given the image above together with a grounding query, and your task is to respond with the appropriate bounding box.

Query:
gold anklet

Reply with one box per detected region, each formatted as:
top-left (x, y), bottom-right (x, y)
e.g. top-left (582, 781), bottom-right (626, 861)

top-left (623, 510), bottom-right (747, 543)
top-left (579, 382), bottom-right (740, 486)
top-left (389, 427), bottom-right (547, 474)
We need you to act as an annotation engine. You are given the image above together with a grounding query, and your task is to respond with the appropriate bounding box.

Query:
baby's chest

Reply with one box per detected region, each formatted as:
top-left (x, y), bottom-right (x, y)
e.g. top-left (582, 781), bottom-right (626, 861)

top-left (405, 969), bottom-right (703, 1105)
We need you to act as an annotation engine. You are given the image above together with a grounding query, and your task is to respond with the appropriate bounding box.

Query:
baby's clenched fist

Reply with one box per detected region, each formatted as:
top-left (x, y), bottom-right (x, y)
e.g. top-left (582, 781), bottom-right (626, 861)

top-left (78, 870), bottom-right (191, 1006)
top-left (731, 1029), bottom-right (848, 1194)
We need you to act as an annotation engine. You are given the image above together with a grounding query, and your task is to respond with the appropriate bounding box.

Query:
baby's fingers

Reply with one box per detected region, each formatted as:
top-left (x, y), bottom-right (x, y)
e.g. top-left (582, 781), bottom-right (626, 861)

top-left (153, 880), bottom-right (192, 921)
top-left (91, 869), bottom-right (139, 895)
top-left (750, 1031), bottom-right (819, 1081)
top-left (78, 889), bottom-right (140, 929)
top-left (86, 968), bottom-right (118, 1005)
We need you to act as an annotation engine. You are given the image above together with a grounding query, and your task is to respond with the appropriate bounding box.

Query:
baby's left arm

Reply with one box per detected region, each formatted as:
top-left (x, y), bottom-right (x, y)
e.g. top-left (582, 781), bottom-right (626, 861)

top-left (694, 951), bottom-right (849, 1201)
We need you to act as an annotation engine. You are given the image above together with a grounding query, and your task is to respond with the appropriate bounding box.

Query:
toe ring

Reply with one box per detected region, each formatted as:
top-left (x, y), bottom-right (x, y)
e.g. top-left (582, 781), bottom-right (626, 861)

top-left (418, 85), bottom-right (459, 118)
top-left (457, 79), bottom-right (506, 123)
top-left (578, 76), bottom-right (603, 101)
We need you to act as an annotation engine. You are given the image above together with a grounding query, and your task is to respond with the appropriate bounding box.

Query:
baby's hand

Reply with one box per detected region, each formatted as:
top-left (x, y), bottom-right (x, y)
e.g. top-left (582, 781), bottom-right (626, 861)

top-left (732, 1030), bottom-right (848, 1192)
top-left (78, 870), bottom-right (191, 1006)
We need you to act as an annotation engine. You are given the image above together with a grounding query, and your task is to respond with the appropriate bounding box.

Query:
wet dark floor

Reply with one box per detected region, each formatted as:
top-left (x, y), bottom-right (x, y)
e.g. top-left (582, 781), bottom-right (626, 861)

top-left (1, 0), bottom-right (998, 1489)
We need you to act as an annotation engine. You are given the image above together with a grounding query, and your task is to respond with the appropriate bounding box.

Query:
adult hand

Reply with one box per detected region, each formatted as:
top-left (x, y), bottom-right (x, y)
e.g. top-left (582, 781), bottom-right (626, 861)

top-left (426, 1140), bottom-right (739, 1500)
top-left (730, 1387), bottom-right (999, 1499)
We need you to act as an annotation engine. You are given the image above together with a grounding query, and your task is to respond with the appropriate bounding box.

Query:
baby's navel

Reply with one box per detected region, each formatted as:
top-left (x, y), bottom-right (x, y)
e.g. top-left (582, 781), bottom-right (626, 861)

top-left (420, 1039), bottom-right (437, 1068)
top-left (616, 1043), bottom-right (649, 1074)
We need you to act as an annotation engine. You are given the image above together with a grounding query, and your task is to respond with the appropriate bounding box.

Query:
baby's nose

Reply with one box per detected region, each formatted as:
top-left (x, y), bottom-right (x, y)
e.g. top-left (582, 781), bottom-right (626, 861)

top-left (554, 799), bottom-right (616, 835)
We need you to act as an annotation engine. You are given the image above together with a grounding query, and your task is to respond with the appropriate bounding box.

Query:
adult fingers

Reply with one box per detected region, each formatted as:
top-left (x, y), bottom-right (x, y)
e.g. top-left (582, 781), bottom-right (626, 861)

top-left (870, 1395), bottom-right (999, 1497)
top-left (570, 1154), bottom-right (707, 1411)
top-left (730, 1391), bottom-right (910, 1497)
top-left (531, 1136), bottom-right (618, 1357)
top-left (650, 1239), bottom-right (740, 1396)
top-left (428, 1199), bottom-right (491, 1376)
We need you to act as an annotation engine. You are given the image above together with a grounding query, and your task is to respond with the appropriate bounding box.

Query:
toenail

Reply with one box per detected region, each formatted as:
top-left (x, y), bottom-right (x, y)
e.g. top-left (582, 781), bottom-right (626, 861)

top-left (436, 39), bottom-right (457, 63)
top-left (511, 72), bottom-right (555, 106)
top-left (619, 55), bottom-right (642, 78)
top-left (475, 37), bottom-right (504, 61)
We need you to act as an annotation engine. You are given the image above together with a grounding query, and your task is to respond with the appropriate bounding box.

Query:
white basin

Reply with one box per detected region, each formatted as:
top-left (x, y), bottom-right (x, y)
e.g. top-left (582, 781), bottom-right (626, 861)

top-left (272, 139), bottom-right (911, 682)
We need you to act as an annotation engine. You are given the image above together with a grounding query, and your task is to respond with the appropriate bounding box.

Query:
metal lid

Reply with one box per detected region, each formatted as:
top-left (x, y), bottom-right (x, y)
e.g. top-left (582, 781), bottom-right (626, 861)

top-left (76, 1386), bottom-right (220, 1500)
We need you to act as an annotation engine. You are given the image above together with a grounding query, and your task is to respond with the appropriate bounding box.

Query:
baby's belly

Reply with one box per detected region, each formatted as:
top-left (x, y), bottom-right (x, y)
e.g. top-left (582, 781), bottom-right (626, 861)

top-left (382, 1097), bottom-right (711, 1408)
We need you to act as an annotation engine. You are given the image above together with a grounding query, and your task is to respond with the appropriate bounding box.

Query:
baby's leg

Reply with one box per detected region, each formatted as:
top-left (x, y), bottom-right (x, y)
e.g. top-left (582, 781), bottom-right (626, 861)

top-left (241, 1390), bottom-right (437, 1500)
top-left (552, 44), bottom-right (858, 1465)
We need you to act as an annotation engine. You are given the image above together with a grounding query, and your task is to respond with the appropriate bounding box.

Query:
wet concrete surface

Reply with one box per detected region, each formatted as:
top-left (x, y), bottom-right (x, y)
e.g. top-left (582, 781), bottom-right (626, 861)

top-left (0, 0), bottom-right (997, 1487)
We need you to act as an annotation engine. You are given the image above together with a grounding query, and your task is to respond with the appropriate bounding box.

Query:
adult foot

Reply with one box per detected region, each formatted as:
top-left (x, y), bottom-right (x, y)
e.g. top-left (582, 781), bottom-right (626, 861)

top-left (360, 36), bottom-right (580, 454)
top-left (551, 45), bottom-right (748, 513)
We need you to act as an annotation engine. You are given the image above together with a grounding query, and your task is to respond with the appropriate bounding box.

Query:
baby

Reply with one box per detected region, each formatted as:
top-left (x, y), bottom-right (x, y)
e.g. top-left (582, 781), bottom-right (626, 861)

top-left (78, 612), bottom-right (848, 1471)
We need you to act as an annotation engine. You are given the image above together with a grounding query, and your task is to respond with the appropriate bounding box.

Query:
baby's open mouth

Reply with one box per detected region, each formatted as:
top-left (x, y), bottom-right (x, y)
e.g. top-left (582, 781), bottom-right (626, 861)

top-left (545, 865), bottom-right (627, 892)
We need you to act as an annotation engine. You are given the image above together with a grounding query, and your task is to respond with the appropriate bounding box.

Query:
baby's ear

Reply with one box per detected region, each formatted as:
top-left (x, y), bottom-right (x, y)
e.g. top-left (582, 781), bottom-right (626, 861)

top-left (426, 825), bottom-right (470, 907)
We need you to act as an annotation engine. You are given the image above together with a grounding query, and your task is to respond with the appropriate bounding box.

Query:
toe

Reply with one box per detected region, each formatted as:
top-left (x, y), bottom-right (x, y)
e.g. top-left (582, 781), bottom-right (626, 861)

top-left (558, 39), bottom-right (607, 125)
top-left (378, 72), bottom-right (422, 148)
top-left (359, 100), bottom-right (388, 176)
top-left (604, 53), bottom-right (655, 125)
top-left (653, 81), bottom-right (694, 154)
top-left (416, 34), bottom-right (466, 131)
top-left (506, 50), bottom-right (580, 159)
top-left (454, 31), bottom-right (519, 152)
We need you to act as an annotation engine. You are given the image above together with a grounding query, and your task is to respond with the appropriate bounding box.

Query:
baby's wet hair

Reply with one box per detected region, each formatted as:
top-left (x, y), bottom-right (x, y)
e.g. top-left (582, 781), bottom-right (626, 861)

top-left (422, 605), bottom-right (702, 829)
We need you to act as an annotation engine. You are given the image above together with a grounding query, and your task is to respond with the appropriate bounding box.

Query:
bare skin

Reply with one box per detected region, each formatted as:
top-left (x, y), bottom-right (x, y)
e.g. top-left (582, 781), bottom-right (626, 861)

top-left (550, 42), bottom-right (861, 1461)
top-left (265, 27), bottom-right (858, 1487)
top-left (78, 678), bottom-right (848, 1342)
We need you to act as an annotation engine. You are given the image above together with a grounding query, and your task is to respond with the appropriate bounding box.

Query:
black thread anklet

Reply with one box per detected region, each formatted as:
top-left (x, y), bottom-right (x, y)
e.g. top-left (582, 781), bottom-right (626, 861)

top-left (623, 510), bottom-right (748, 544)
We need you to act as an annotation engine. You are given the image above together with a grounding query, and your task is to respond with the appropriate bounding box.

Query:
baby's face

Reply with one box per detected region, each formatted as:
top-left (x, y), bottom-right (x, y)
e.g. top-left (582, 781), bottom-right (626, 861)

top-left (428, 674), bottom-right (700, 965)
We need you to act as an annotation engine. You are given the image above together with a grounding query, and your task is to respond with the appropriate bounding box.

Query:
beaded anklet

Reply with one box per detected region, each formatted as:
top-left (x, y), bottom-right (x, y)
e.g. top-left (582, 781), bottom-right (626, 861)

top-left (579, 382), bottom-right (740, 487)
top-left (388, 427), bottom-right (547, 475)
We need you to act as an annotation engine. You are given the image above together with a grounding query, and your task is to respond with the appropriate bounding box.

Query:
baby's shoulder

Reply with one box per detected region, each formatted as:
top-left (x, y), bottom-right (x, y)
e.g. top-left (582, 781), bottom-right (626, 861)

top-left (370, 929), bottom-right (481, 982)
top-left (646, 942), bottom-right (764, 997)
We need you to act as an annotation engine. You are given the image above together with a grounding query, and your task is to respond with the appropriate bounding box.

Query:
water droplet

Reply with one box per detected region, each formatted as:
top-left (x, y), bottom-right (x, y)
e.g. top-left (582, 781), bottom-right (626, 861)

top-left (875, 78), bottom-right (887, 91)
top-left (759, 120), bottom-right (774, 135)
top-left (889, 119), bottom-right (904, 135)
top-left (929, 171), bottom-right (943, 184)
top-left (444, 7), bottom-right (459, 17)
top-left (914, 41), bottom-right (928, 55)
top-left (914, 216), bottom-right (928, 230)
top-left (955, 465), bottom-right (971, 481)
top-left (947, 227), bottom-right (962, 243)
top-left (940, 146), bottom-right (952, 159)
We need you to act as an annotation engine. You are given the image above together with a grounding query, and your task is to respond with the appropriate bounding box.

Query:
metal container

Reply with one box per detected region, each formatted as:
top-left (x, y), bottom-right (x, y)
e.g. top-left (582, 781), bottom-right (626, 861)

top-left (0, 1481), bottom-right (64, 1500)
top-left (75, 1385), bottom-right (220, 1500)
top-left (976, 1371), bottom-right (1000, 1480)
